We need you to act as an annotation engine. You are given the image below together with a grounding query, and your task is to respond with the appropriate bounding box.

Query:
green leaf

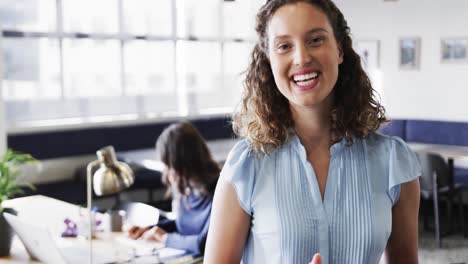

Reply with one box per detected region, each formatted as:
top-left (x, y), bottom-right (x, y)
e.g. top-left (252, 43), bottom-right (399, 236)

top-left (0, 149), bottom-right (37, 200)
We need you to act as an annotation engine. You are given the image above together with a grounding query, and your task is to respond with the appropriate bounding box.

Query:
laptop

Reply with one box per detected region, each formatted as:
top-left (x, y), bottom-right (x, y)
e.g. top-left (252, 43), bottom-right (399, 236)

top-left (114, 234), bottom-right (186, 261)
top-left (3, 212), bottom-right (118, 264)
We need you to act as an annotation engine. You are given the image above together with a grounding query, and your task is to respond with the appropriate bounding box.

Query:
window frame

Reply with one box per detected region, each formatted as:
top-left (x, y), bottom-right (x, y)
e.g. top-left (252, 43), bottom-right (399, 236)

top-left (1, 0), bottom-right (256, 134)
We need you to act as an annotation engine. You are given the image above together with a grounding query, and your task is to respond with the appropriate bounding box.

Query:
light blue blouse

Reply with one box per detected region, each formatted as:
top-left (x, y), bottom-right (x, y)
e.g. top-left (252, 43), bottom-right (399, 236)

top-left (221, 132), bottom-right (421, 264)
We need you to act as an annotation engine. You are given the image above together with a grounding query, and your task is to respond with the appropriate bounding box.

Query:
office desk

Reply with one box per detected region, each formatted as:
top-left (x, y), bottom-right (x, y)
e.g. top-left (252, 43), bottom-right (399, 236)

top-left (1, 195), bottom-right (197, 263)
top-left (118, 138), bottom-right (239, 171)
top-left (409, 143), bottom-right (468, 186)
top-left (409, 143), bottom-right (468, 237)
top-left (409, 143), bottom-right (468, 161)
top-left (2, 233), bottom-right (134, 264)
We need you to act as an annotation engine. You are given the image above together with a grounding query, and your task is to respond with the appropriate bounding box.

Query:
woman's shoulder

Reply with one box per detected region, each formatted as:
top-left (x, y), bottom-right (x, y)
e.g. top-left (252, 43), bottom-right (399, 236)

top-left (362, 132), bottom-right (418, 172)
top-left (224, 138), bottom-right (265, 165)
top-left (221, 139), bottom-right (253, 181)
top-left (364, 132), bottom-right (421, 205)
top-left (364, 131), bottom-right (411, 152)
top-left (227, 138), bottom-right (251, 156)
top-left (221, 137), bottom-right (295, 182)
top-left (220, 138), bottom-right (264, 216)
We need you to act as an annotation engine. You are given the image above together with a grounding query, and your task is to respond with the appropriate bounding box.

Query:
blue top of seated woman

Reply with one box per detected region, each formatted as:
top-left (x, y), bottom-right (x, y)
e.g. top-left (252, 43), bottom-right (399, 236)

top-left (159, 190), bottom-right (213, 255)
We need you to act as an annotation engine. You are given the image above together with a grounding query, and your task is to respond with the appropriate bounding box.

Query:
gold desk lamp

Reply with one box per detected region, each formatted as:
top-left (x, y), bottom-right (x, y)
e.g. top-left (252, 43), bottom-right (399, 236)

top-left (86, 146), bottom-right (134, 264)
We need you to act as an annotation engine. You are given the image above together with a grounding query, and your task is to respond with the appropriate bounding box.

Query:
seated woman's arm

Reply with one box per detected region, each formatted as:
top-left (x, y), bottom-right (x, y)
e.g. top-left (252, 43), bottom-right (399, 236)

top-left (129, 214), bottom-right (172, 239)
top-left (163, 217), bottom-right (210, 255)
top-left (158, 218), bottom-right (177, 233)
top-left (204, 178), bottom-right (251, 264)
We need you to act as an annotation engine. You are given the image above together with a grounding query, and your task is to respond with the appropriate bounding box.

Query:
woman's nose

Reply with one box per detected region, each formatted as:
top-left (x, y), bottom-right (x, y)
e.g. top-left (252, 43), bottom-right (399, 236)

top-left (293, 44), bottom-right (312, 66)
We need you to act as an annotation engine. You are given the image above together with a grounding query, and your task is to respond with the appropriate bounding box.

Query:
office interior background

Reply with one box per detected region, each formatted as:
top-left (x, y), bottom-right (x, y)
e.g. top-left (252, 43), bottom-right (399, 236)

top-left (0, 0), bottom-right (264, 190)
top-left (1, 0), bottom-right (468, 261)
top-left (3, 0), bottom-right (468, 194)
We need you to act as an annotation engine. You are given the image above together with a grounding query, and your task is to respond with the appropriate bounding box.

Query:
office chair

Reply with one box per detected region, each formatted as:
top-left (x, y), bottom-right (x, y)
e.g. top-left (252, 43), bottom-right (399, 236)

top-left (417, 152), bottom-right (465, 248)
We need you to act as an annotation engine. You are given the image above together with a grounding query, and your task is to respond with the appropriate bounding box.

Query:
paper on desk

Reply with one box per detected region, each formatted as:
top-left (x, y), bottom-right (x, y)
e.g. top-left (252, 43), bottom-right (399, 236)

top-left (115, 234), bottom-right (163, 251)
top-left (115, 234), bottom-right (185, 259)
top-left (131, 255), bottom-right (194, 264)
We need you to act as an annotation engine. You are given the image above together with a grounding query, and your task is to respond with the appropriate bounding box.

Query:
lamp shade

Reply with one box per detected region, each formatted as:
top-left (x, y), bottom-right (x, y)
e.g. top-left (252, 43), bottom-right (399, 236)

top-left (93, 146), bottom-right (134, 196)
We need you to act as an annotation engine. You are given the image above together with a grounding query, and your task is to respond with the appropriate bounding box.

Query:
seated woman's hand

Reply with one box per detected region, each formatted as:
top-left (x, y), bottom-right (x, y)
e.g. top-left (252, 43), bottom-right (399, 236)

top-left (309, 253), bottom-right (322, 264)
top-left (142, 226), bottom-right (168, 244)
top-left (127, 226), bottom-right (151, 240)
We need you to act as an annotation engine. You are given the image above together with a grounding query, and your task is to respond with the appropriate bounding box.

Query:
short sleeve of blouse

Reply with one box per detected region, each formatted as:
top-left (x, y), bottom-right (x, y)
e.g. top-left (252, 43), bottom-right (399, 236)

top-left (220, 140), bottom-right (258, 216)
top-left (388, 136), bottom-right (422, 205)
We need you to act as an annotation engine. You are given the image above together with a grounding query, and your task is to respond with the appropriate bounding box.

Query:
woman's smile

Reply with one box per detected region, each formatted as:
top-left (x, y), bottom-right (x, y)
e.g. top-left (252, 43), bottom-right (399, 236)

top-left (290, 69), bottom-right (321, 92)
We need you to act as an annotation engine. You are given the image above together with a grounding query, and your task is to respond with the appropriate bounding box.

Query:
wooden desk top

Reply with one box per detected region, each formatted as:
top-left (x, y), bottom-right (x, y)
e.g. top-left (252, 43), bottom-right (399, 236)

top-left (1, 233), bottom-right (133, 263)
top-left (1, 196), bottom-right (196, 263)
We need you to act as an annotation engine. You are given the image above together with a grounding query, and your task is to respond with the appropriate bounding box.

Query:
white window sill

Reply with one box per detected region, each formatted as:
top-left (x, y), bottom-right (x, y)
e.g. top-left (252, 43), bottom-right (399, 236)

top-left (7, 108), bottom-right (234, 135)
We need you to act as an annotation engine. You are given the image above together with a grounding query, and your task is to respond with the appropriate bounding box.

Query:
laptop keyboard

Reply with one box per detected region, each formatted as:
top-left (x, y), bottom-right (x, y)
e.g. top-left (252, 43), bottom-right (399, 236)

top-left (115, 235), bottom-right (164, 253)
top-left (60, 246), bottom-right (118, 264)
top-left (114, 235), bottom-right (186, 261)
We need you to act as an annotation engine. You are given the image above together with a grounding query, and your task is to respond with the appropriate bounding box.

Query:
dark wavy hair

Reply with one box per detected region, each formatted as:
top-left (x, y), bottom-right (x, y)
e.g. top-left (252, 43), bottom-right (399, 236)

top-left (156, 121), bottom-right (220, 197)
top-left (232, 0), bottom-right (388, 154)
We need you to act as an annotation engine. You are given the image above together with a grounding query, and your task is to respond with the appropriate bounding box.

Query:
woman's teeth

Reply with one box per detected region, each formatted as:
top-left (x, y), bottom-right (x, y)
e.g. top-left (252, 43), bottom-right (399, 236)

top-left (292, 72), bottom-right (319, 86)
top-left (296, 79), bottom-right (315, 86)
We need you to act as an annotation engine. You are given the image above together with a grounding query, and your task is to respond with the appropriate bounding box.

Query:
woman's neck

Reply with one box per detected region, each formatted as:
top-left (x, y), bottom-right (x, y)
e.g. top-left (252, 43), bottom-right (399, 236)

top-left (290, 102), bottom-right (332, 148)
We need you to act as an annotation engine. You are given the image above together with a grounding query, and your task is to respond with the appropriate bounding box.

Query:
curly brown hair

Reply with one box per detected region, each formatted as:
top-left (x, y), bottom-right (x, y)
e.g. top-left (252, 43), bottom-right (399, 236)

top-left (232, 0), bottom-right (388, 154)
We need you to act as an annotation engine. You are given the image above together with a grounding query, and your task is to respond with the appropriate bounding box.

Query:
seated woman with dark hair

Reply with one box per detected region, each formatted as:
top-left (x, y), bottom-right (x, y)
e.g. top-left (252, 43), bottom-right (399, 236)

top-left (128, 121), bottom-right (220, 256)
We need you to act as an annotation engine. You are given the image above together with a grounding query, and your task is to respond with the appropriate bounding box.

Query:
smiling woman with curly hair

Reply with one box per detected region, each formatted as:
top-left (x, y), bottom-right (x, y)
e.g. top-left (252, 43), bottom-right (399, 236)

top-left (232, 0), bottom-right (387, 154)
top-left (205, 1), bottom-right (421, 263)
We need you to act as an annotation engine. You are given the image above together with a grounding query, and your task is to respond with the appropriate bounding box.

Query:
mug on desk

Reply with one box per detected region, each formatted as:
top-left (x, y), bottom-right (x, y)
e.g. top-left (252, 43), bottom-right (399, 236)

top-left (106, 210), bottom-right (126, 232)
top-left (77, 212), bottom-right (99, 238)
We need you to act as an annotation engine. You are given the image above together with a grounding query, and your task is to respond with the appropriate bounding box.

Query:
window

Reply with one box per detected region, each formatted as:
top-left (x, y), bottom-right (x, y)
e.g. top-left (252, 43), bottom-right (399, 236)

top-left (223, 0), bottom-right (261, 40)
top-left (2, 37), bottom-right (61, 100)
top-left (223, 41), bottom-right (255, 110)
top-left (176, 0), bottom-right (220, 39)
top-left (62, 0), bottom-right (118, 34)
top-left (0, 0), bottom-right (262, 130)
top-left (122, 0), bottom-right (173, 37)
top-left (0, 0), bottom-right (56, 32)
top-left (124, 40), bottom-right (175, 96)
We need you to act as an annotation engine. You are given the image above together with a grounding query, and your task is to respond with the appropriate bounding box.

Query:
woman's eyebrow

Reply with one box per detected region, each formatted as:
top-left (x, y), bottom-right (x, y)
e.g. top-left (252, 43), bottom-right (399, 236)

top-left (305, 28), bottom-right (329, 35)
top-left (273, 28), bottom-right (329, 42)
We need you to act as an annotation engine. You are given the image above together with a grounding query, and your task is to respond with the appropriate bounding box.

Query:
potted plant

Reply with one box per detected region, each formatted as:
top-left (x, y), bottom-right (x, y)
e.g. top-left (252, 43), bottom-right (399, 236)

top-left (0, 149), bottom-right (36, 256)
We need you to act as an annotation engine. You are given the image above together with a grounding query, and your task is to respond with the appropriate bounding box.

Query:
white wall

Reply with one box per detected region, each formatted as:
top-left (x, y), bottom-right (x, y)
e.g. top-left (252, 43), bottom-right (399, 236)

top-left (334, 0), bottom-right (468, 122)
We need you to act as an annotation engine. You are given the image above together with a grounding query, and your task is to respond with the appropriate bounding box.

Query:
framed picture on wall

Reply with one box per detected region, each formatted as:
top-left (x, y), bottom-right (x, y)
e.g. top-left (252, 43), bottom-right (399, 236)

top-left (441, 38), bottom-right (468, 63)
top-left (399, 37), bottom-right (421, 70)
top-left (355, 40), bottom-right (380, 72)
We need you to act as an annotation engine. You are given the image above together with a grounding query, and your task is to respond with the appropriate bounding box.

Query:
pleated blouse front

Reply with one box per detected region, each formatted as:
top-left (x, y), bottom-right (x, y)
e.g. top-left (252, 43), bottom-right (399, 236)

top-left (221, 132), bottom-right (421, 264)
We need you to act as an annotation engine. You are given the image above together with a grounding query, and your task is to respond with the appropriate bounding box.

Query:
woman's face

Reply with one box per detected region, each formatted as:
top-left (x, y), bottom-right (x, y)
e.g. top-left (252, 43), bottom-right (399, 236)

top-left (163, 164), bottom-right (178, 185)
top-left (267, 2), bottom-right (343, 111)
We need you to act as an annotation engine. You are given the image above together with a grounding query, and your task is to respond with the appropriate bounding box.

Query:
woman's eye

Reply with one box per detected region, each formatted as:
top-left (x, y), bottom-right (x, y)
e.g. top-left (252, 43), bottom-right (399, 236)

top-left (277, 43), bottom-right (291, 52)
top-left (308, 37), bottom-right (324, 46)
